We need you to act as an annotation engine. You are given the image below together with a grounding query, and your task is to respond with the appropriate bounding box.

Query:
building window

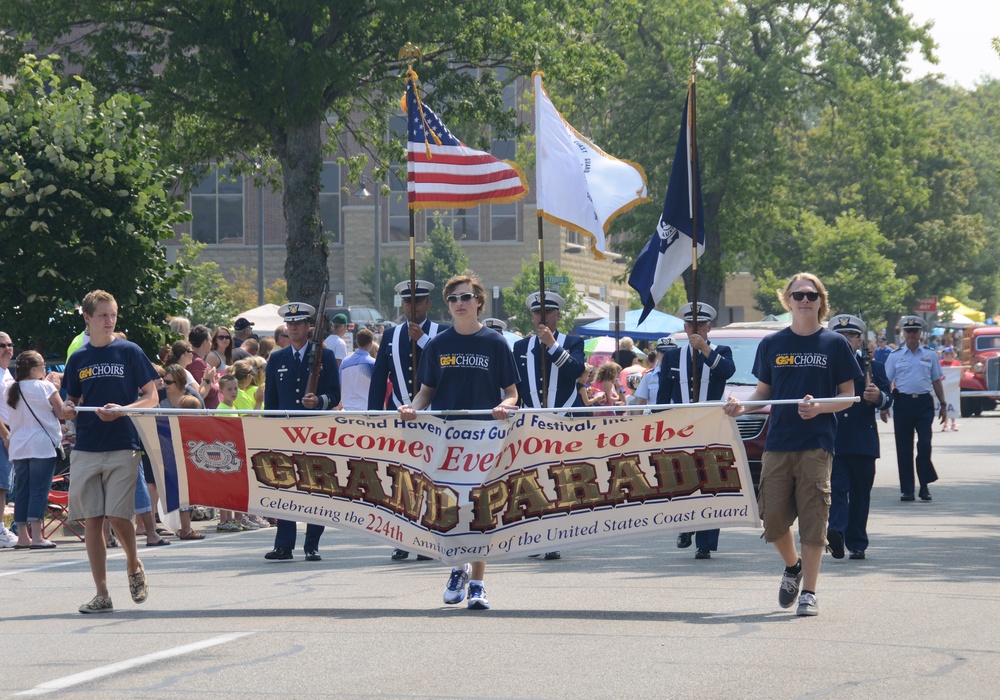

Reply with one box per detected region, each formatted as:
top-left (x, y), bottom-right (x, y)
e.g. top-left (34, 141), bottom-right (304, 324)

top-left (490, 202), bottom-right (518, 241)
top-left (190, 165), bottom-right (244, 244)
top-left (438, 209), bottom-right (480, 242)
top-left (319, 162), bottom-right (342, 245)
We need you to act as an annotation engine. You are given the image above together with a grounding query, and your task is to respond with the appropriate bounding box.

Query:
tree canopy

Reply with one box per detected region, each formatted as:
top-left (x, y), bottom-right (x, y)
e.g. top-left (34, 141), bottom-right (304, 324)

top-left (0, 55), bottom-right (186, 355)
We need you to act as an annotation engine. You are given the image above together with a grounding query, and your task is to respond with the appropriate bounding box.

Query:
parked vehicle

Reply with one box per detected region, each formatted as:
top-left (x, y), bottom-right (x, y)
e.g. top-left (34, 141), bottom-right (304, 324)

top-left (324, 306), bottom-right (387, 330)
top-left (960, 326), bottom-right (1000, 416)
top-left (668, 326), bottom-right (785, 490)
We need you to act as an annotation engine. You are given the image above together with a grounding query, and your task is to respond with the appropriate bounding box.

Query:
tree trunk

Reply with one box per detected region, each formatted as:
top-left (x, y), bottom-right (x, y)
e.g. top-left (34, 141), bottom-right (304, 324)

top-left (274, 119), bottom-right (328, 310)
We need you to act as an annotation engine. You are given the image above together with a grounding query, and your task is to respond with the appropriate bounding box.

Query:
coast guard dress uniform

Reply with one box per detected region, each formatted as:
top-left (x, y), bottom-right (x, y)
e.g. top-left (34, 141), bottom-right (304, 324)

top-left (513, 291), bottom-right (587, 413)
top-left (826, 314), bottom-right (893, 560)
top-left (657, 302), bottom-right (735, 558)
top-left (264, 302), bottom-right (340, 562)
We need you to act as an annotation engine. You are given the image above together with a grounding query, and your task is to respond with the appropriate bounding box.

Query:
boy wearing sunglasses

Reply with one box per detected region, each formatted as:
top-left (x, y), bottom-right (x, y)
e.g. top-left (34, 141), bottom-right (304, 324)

top-left (724, 273), bottom-right (859, 617)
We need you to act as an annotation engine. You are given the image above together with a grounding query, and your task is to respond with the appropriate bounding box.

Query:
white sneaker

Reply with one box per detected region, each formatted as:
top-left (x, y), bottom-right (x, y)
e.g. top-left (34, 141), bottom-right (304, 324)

top-left (443, 564), bottom-right (471, 604)
top-left (0, 529), bottom-right (17, 548)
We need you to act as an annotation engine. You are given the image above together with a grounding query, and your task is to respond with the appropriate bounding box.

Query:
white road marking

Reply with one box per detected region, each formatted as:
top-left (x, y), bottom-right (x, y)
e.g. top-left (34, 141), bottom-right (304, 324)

top-left (16, 632), bottom-right (252, 696)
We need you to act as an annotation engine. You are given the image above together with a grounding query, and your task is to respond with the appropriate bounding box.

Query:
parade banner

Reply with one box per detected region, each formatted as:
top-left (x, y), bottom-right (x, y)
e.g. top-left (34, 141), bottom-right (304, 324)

top-left (133, 407), bottom-right (759, 564)
top-left (937, 366), bottom-right (962, 420)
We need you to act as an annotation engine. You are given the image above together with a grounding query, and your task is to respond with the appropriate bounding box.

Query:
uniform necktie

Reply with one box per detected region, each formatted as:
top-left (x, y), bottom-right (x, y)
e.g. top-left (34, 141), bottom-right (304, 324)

top-left (294, 350), bottom-right (302, 373)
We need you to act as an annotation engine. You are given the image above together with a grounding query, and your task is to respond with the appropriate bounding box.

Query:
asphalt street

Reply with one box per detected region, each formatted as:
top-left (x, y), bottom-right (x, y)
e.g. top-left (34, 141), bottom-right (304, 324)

top-left (2, 411), bottom-right (998, 699)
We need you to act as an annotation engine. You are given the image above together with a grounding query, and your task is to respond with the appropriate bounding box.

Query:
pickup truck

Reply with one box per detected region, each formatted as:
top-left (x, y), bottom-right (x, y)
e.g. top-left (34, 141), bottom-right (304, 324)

top-left (960, 326), bottom-right (1000, 416)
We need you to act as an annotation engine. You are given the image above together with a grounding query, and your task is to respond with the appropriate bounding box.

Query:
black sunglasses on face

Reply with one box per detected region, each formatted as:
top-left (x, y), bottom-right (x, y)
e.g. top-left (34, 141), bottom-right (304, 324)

top-left (446, 292), bottom-right (476, 304)
top-left (217, 335), bottom-right (230, 340)
top-left (162, 379), bottom-right (176, 385)
top-left (790, 291), bottom-right (820, 302)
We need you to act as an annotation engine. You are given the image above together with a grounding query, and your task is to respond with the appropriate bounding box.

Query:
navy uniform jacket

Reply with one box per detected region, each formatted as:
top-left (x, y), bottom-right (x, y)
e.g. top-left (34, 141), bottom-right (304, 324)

top-left (367, 319), bottom-right (449, 410)
top-left (513, 332), bottom-right (586, 411)
top-left (656, 344), bottom-right (735, 404)
top-left (833, 358), bottom-right (893, 458)
top-left (265, 342), bottom-right (340, 411)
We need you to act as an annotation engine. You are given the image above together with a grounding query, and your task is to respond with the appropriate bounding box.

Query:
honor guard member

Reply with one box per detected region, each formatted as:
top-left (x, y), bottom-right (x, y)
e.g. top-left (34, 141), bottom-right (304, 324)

top-left (369, 279), bottom-right (449, 561)
top-left (884, 315), bottom-right (947, 502)
top-left (513, 291), bottom-right (587, 561)
top-left (658, 302), bottom-right (736, 559)
top-left (482, 318), bottom-right (508, 333)
top-left (263, 302), bottom-right (340, 563)
top-left (634, 336), bottom-right (676, 407)
top-left (826, 314), bottom-right (893, 560)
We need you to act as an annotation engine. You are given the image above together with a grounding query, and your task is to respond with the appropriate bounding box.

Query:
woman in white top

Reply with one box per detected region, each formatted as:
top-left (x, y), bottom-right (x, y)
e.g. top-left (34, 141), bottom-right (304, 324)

top-left (207, 326), bottom-right (232, 372)
top-left (2, 351), bottom-right (64, 549)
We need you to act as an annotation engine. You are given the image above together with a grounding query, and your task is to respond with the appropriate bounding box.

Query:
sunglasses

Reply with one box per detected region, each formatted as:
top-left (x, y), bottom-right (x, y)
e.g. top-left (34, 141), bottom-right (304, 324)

top-left (446, 292), bottom-right (476, 304)
top-left (0, 343), bottom-right (12, 349)
top-left (904, 328), bottom-right (921, 334)
top-left (217, 335), bottom-right (231, 340)
top-left (790, 291), bottom-right (820, 302)
top-left (162, 379), bottom-right (176, 385)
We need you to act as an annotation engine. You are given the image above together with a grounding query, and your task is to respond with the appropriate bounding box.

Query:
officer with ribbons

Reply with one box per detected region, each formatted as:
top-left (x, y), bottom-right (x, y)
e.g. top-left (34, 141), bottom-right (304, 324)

top-left (884, 315), bottom-right (947, 502)
top-left (513, 290), bottom-right (587, 561)
top-left (826, 314), bottom-right (892, 560)
top-left (368, 279), bottom-right (449, 561)
top-left (263, 302), bottom-right (340, 562)
top-left (657, 302), bottom-right (735, 559)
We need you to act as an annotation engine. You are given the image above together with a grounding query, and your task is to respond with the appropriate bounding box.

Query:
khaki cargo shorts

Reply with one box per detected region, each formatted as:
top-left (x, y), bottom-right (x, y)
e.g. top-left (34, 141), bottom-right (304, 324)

top-left (757, 448), bottom-right (832, 547)
top-left (69, 449), bottom-right (140, 521)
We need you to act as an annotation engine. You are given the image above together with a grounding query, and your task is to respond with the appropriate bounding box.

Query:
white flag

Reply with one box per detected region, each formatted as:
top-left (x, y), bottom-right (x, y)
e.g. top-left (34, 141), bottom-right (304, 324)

top-left (534, 72), bottom-right (649, 257)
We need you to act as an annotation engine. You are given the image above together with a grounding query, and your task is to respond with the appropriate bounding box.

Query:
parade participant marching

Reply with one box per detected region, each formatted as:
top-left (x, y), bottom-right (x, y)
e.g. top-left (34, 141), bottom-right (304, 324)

top-left (657, 302), bottom-right (735, 559)
top-left (826, 315), bottom-right (893, 561)
top-left (884, 315), bottom-right (947, 502)
top-left (724, 273), bottom-right (859, 617)
top-left (399, 273), bottom-right (519, 611)
top-left (263, 302), bottom-right (340, 563)
top-left (62, 290), bottom-right (160, 613)
top-left (368, 279), bottom-right (449, 562)
top-left (513, 290), bottom-right (587, 560)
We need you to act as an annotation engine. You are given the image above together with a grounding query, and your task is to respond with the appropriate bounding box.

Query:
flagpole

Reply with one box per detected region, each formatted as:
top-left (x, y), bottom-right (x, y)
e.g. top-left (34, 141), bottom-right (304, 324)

top-left (687, 72), bottom-right (702, 396)
top-left (401, 43), bottom-right (422, 382)
top-left (534, 55), bottom-right (548, 407)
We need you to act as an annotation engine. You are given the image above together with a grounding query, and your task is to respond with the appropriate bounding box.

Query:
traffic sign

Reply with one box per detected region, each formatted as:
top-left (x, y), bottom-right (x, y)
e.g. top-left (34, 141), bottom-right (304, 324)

top-left (914, 296), bottom-right (938, 313)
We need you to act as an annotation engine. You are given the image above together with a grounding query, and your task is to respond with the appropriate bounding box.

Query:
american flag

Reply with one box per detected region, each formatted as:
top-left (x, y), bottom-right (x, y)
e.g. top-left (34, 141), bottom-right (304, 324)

top-left (406, 78), bottom-right (528, 209)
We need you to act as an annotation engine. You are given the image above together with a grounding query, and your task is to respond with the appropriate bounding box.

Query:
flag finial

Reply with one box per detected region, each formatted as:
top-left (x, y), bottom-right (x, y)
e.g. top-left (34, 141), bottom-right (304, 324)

top-left (398, 42), bottom-right (422, 69)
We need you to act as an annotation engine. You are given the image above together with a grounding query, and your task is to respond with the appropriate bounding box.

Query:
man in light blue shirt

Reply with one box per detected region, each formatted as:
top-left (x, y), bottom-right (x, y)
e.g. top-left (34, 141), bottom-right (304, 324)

top-left (884, 315), bottom-right (948, 502)
top-left (340, 329), bottom-right (376, 411)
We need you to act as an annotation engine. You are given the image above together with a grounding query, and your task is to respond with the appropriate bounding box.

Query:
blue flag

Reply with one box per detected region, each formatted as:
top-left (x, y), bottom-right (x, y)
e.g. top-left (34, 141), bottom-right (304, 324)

top-left (628, 92), bottom-right (704, 324)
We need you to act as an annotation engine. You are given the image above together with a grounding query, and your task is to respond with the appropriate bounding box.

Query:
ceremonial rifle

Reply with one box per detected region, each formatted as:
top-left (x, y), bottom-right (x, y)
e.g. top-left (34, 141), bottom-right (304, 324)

top-left (306, 283), bottom-right (330, 397)
top-left (859, 312), bottom-right (872, 386)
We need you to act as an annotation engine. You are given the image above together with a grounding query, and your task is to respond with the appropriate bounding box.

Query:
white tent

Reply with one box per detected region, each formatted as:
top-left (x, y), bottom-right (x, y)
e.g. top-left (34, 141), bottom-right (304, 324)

top-left (936, 311), bottom-right (977, 329)
top-left (233, 303), bottom-right (283, 336)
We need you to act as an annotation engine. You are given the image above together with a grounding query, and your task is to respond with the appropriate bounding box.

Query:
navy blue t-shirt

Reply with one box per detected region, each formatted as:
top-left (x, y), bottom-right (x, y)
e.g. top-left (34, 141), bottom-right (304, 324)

top-left (417, 326), bottom-right (519, 417)
top-left (752, 327), bottom-right (861, 453)
top-left (64, 338), bottom-right (160, 452)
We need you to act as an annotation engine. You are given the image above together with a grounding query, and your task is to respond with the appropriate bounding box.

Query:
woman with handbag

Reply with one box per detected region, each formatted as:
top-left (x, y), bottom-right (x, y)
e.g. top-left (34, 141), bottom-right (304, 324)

top-left (3, 350), bottom-right (64, 549)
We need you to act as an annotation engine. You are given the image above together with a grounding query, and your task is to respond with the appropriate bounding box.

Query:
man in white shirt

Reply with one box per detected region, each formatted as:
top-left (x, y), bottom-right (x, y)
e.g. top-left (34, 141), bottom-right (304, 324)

top-left (340, 329), bottom-right (376, 411)
top-left (323, 313), bottom-right (350, 368)
top-left (634, 336), bottom-right (674, 408)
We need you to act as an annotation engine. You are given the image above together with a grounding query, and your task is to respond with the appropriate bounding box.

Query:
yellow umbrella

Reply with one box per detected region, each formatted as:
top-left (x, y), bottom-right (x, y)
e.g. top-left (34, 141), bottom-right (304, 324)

top-left (939, 296), bottom-right (986, 324)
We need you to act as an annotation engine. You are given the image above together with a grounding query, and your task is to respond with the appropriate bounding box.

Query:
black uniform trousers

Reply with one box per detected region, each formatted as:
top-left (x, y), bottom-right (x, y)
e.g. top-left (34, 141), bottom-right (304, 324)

top-left (891, 392), bottom-right (939, 495)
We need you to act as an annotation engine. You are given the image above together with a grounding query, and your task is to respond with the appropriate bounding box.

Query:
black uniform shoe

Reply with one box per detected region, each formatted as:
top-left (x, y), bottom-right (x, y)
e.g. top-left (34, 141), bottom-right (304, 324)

top-left (826, 528), bottom-right (845, 559)
top-left (900, 493), bottom-right (915, 502)
top-left (676, 532), bottom-right (693, 549)
top-left (694, 549), bottom-right (711, 560)
top-left (919, 486), bottom-right (932, 501)
top-left (264, 546), bottom-right (293, 561)
top-left (416, 554), bottom-right (433, 561)
top-left (543, 551), bottom-right (561, 560)
top-left (849, 551), bottom-right (866, 560)
top-left (304, 550), bottom-right (322, 562)
top-left (391, 548), bottom-right (410, 561)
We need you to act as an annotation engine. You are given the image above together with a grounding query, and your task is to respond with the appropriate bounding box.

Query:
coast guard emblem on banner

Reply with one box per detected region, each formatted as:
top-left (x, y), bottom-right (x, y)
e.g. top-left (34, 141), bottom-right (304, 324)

top-left (185, 440), bottom-right (243, 474)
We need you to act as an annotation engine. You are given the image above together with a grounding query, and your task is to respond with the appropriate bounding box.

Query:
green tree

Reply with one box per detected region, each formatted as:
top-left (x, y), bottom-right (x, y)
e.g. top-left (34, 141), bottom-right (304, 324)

top-left (562, 0), bottom-right (931, 310)
top-left (360, 255), bottom-right (406, 319)
top-left (0, 1), bottom-right (614, 310)
top-left (503, 258), bottom-right (585, 335)
top-left (175, 235), bottom-right (239, 329)
top-left (416, 217), bottom-right (470, 320)
top-left (0, 55), bottom-right (186, 355)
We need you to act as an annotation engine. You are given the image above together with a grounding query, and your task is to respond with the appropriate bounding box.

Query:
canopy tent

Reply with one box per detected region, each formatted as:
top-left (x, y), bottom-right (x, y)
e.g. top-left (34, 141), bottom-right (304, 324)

top-left (577, 308), bottom-right (684, 341)
top-left (232, 303), bottom-right (283, 336)
top-left (939, 296), bottom-right (986, 324)
top-left (936, 310), bottom-right (978, 329)
top-left (574, 296), bottom-right (611, 326)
